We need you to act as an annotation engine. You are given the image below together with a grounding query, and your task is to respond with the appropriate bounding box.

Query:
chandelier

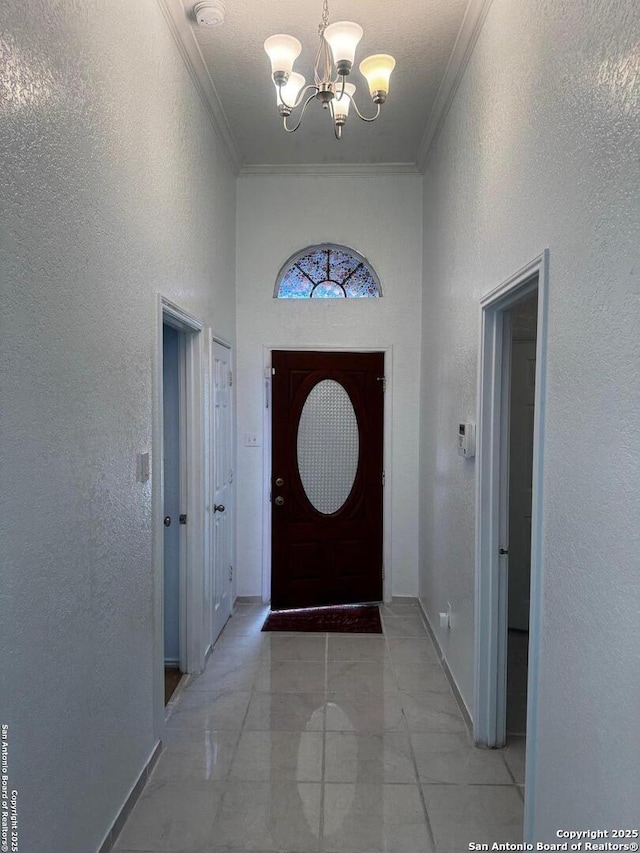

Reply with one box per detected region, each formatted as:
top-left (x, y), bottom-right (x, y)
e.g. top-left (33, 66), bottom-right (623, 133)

top-left (263, 0), bottom-right (396, 139)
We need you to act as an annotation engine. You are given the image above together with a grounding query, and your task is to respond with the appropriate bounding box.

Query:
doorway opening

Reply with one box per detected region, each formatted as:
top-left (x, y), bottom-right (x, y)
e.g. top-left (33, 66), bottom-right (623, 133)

top-left (154, 298), bottom-right (207, 730)
top-left (475, 251), bottom-right (549, 838)
top-left (505, 292), bottom-right (538, 762)
top-left (162, 322), bottom-right (186, 703)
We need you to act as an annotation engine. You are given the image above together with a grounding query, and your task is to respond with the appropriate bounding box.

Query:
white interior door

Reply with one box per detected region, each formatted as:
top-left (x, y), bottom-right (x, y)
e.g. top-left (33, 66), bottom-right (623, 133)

top-left (162, 324), bottom-right (181, 668)
top-left (211, 339), bottom-right (233, 643)
top-left (508, 340), bottom-right (536, 631)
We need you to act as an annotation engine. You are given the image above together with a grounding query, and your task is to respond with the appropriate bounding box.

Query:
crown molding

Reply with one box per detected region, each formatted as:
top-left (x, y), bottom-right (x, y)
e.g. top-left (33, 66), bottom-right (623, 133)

top-left (156, 0), bottom-right (492, 179)
top-left (156, 0), bottom-right (243, 174)
top-left (416, 0), bottom-right (494, 173)
top-left (239, 162), bottom-right (421, 177)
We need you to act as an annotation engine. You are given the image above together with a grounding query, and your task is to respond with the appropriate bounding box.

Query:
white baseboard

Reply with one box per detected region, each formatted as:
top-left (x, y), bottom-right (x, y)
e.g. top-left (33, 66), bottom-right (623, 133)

top-left (416, 597), bottom-right (473, 734)
top-left (97, 741), bottom-right (162, 853)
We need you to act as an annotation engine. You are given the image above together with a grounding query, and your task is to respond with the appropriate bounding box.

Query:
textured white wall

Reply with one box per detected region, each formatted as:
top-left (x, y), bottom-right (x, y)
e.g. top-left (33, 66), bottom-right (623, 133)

top-left (236, 174), bottom-right (422, 599)
top-left (419, 0), bottom-right (640, 836)
top-left (0, 2), bottom-right (236, 852)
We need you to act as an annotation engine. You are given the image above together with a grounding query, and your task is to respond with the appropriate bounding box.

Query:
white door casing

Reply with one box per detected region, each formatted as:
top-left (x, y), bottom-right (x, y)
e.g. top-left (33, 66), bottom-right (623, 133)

top-left (474, 250), bottom-right (549, 842)
top-left (154, 296), bottom-right (207, 739)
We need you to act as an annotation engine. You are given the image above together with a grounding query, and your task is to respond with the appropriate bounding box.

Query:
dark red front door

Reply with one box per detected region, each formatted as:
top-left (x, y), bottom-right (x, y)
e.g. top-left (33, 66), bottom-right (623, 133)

top-left (271, 350), bottom-right (384, 609)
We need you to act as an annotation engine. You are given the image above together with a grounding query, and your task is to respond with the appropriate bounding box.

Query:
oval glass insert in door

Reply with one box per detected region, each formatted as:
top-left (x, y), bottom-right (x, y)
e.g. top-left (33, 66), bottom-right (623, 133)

top-left (297, 379), bottom-right (360, 515)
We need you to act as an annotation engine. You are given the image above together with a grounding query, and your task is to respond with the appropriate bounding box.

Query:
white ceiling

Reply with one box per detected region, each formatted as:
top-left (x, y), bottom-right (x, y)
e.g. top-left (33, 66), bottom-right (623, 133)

top-left (169, 0), bottom-right (476, 169)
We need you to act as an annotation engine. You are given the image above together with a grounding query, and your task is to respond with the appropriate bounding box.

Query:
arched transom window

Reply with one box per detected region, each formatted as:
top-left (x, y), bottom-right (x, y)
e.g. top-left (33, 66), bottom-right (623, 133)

top-left (274, 244), bottom-right (382, 299)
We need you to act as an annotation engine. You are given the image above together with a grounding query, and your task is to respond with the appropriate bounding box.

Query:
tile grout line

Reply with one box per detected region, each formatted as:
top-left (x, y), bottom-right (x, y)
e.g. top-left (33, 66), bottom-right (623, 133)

top-left (498, 743), bottom-right (526, 803)
top-left (318, 631), bottom-right (329, 852)
top-left (381, 609), bottom-right (439, 853)
top-left (421, 781), bottom-right (525, 786)
top-left (381, 615), bottom-right (436, 853)
top-left (207, 628), bottom-right (264, 834)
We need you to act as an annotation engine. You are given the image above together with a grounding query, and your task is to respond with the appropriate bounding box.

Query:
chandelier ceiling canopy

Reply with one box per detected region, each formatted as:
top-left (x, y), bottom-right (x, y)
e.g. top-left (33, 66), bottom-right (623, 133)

top-left (263, 0), bottom-right (396, 139)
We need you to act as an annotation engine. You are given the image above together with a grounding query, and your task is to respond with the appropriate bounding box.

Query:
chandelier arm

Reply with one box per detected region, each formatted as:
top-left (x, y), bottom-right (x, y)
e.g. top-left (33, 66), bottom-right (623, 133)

top-left (333, 76), bottom-right (347, 101)
top-left (278, 82), bottom-right (320, 112)
top-left (295, 84), bottom-right (320, 109)
top-left (283, 92), bottom-right (319, 133)
top-left (350, 98), bottom-right (382, 122)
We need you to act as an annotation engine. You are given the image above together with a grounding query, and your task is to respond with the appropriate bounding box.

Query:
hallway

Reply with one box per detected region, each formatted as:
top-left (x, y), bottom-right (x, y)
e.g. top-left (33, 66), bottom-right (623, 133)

top-left (114, 602), bottom-right (523, 852)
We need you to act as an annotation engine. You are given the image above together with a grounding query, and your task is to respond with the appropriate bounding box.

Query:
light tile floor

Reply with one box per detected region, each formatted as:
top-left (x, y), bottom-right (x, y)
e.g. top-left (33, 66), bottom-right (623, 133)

top-left (114, 603), bottom-right (524, 853)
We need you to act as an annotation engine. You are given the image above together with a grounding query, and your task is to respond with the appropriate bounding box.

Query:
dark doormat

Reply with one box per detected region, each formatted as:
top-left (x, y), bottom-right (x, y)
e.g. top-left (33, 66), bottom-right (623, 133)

top-left (262, 604), bottom-right (382, 634)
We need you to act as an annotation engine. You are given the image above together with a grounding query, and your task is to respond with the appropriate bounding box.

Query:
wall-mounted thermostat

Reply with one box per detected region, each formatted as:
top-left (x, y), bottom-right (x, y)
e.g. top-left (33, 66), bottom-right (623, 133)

top-left (458, 422), bottom-right (476, 458)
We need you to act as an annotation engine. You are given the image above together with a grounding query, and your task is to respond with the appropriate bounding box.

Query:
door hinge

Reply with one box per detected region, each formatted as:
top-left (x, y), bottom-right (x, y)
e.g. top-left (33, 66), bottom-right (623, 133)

top-left (382, 471), bottom-right (385, 486)
top-left (264, 367), bottom-right (272, 409)
top-left (376, 376), bottom-right (386, 392)
top-left (382, 565), bottom-right (385, 580)
top-left (228, 370), bottom-right (233, 387)
top-left (179, 514), bottom-right (187, 525)
top-left (229, 565), bottom-right (233, 581)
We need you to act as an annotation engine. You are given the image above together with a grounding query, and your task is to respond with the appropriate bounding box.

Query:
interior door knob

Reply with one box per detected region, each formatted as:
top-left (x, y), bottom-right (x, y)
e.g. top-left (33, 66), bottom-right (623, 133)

top-left (214, 504), bottom-right (226, 513)
top-left (164, 516), bottom-right (171, 527)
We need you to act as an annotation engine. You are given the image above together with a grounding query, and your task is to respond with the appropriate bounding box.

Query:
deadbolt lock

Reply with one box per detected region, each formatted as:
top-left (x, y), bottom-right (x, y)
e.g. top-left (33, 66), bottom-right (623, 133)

top-left (275, 477), bottom-right (284, 487)
top-left (275, 496), bottom-right (285, 506)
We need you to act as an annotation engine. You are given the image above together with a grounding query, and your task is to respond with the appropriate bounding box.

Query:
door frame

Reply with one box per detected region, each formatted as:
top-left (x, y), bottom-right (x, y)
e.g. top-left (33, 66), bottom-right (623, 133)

top-left (153, 295), bottom-right (207, 737)
top-left (261, 345), bottom-right (393, 605)
top-left (474, 251), bottom-right (549, 835)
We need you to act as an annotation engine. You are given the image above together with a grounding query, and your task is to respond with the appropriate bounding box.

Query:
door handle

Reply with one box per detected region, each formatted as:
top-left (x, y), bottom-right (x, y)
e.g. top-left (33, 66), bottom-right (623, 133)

top-left (274, 496), bottom-right (284, 506)
top-left (214, 504), bottom-right (226, 513)
top-left (499, 548), bottom-right (509, 555)
top-left (164, 516), bottom-right (171, 527)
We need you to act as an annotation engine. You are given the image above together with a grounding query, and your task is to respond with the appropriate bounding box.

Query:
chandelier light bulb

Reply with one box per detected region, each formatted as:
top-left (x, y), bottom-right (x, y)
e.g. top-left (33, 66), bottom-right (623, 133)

top-left (330, 82), bottom-right (356, 124)
top-left (323, 21), bottom-right (363, 75)
top-left (275, 72), bottom-right (307, 112)
top-left (359, 53), bottom-right (396, 102)
top-left (264, 34), bottom-right (303, 82)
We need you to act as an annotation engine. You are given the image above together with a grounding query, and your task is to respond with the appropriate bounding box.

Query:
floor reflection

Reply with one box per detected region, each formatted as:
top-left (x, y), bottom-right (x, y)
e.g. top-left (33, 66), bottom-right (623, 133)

top-left (114, 602), bottom-right (524, 852)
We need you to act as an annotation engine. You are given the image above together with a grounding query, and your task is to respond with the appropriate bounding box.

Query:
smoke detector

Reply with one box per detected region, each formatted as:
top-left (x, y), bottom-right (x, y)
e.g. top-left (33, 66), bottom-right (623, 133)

top-left (193, 1), bottom-right (225, 27)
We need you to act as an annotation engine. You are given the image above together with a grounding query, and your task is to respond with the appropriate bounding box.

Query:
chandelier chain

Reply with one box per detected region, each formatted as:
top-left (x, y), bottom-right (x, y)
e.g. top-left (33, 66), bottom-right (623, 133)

top-left (314, 0), bottom-right (333, 88)
top-left (318, 0), bottom-right (330, 34)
